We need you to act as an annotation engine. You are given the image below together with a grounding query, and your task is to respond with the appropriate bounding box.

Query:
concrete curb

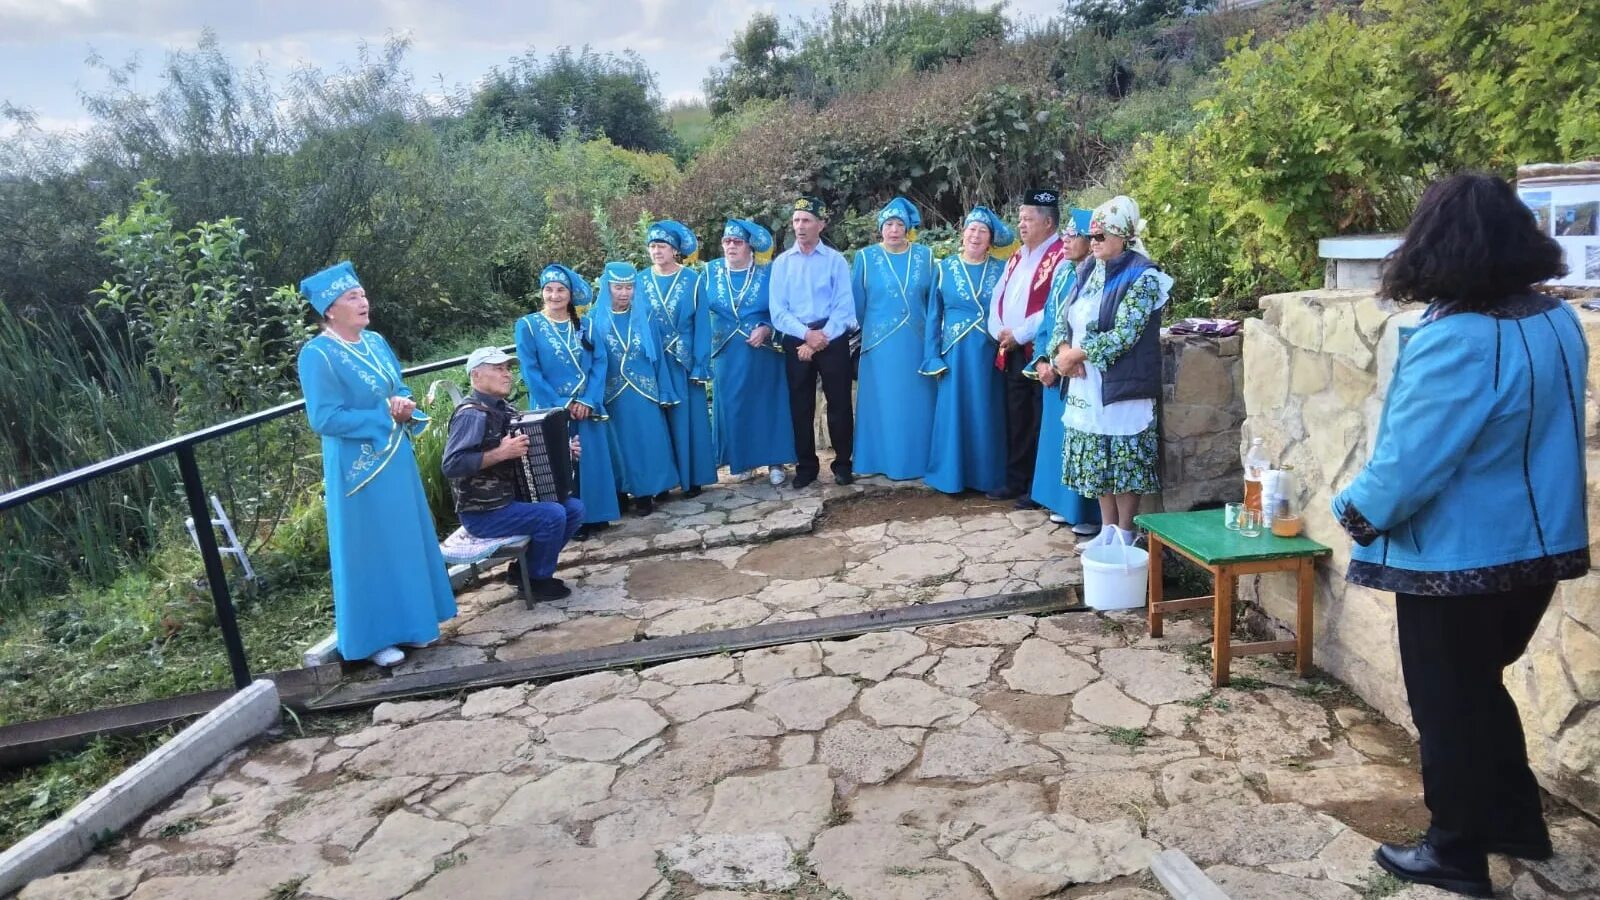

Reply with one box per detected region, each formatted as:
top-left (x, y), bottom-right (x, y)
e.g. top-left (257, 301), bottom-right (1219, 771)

top-left (0, 679), bottom-right (280, 897)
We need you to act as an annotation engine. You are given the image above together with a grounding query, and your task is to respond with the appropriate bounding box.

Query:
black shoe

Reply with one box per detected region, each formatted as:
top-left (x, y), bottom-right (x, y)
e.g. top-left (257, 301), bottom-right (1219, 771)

top-left (654, 491), bottom-right (671, 502)
top-left (529, 577), bottom-right (572, 601)
top-left (1014, 496), bottom-right (1040, 510)
top-left (1484, 836), bottom-right (1553, 861)
top-left (1374, 843), bottom-right (1492, 898)
top-left (985, 487), bottom-right (1021, 501)
top-left (683, 487), bottom-right (703, 498)
top-left (502, 561), bottom-right (523, 585)
top-left (793, 472), bottom-right (818, 489)
top-left (634, 496), bottom-right (655, 516)
top-left (834, 472), bottom-right (855, 486)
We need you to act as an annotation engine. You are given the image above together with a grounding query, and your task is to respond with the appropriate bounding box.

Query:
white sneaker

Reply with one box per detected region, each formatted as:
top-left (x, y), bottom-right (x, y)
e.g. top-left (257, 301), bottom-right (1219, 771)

top-left (1049, 513), bottom-right (1068, 525)
top-left (768, 468), bottom-right (786, 486)
top-left (1082, 526), bottom-right (1116, 549)
top-left (1071, 522), bottom-right (1100, 536)
top-left (368, 646), bottom-right (405, 667)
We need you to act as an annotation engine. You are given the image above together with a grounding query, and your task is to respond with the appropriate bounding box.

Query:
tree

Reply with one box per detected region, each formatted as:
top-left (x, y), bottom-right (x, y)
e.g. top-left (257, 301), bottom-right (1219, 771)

top-left (1065, 0), bottom-right (1211, 35)
top-left (465, 47), bottom-right (674, 153)
top-left (705, 1), bottom-right (1010, 116)
top-left (705, 14), bottom-right (797, 117)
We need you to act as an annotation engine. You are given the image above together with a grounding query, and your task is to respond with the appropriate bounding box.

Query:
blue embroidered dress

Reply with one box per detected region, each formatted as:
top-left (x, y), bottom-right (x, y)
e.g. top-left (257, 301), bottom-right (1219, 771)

top-left (514, 312), bottom-right (623, 523)
top-left (705, 258), bottom-right (797, 473)
top-left (296, 330), bottom-right (456, 661)
top-left (922, 255), bottom-right (1007, 494)
top-left (642, 266), bottom-right (717, 489)
top-left (1032, 261), bottom-right (1102, 524)
top-left (851, 243), bottom-right (937, 480)
top-left (594, 298), bottom-right (682, 498)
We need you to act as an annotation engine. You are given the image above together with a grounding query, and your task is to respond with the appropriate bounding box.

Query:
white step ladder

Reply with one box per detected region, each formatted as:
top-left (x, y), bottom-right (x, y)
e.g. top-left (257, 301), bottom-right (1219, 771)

top-left (185, 494), bottom-right (256, 585)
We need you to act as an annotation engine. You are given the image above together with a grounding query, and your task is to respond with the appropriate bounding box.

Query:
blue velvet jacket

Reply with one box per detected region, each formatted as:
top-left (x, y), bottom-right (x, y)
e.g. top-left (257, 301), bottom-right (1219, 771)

top-left (1332, 294), bottom-right (1589, 595)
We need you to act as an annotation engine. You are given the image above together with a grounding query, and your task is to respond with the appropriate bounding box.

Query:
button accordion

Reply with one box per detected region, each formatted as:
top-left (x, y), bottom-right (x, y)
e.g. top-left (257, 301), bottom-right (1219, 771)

top-left (507, 407), bottom-right (575, 503)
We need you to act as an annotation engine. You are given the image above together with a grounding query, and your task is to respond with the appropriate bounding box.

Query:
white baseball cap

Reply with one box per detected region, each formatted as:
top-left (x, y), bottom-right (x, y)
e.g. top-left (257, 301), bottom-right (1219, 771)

top-left (465, 347), bottom-right (516, 372)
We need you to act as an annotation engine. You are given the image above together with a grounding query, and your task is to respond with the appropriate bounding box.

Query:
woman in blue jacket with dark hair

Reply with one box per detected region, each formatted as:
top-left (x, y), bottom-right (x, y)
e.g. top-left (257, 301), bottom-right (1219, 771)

top-left (1333, 173), bottom-right (1587, 898)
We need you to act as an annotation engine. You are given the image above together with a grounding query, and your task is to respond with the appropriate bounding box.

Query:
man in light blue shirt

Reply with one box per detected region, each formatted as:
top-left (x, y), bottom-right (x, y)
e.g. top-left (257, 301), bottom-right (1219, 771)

top-left (770, 195), bottom-right (857, 488)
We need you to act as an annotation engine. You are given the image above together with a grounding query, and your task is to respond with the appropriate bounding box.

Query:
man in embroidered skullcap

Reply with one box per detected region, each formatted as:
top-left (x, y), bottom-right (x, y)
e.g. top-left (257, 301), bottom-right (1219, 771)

top-left (295, 261), bottom-right (456, 668)
top-left (1031, 207), bottom-right (1103, 536)
top-left (852, 196), bottom-right (938, 481)
top-left (641, 220), bottom-right (718, 496)
top-left (441, 346), bottom-right (588, 601)
top-left (924, 206), bottom-right (1013, 495)
top-left (705, 218), bottom-right (796, 485)
top-left (514, 264), bottom-right (622, 531)
top-left (770, 195), bottom-right (857, 489)
top-left (987, 188), bottom-right (1070, 505)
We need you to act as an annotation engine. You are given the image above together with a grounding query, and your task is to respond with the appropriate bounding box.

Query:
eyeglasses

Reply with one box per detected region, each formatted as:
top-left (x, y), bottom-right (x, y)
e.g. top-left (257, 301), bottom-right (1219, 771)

top-left (1087, 233), bottom-right (1110, 243)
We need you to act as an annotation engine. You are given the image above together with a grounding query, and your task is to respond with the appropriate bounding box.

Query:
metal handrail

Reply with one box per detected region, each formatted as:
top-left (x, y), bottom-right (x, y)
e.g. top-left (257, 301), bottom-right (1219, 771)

top-left (0, 343), bottom-right (513, 690)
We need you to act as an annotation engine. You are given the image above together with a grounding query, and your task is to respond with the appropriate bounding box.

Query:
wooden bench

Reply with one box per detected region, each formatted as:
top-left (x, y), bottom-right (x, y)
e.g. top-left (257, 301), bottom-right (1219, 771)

top-left (1134, 510), bottom-right (1331, 687)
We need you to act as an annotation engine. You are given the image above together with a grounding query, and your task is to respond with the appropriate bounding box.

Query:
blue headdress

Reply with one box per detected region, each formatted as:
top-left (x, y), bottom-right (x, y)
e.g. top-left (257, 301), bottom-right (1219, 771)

top-left (1063, 207), bottom-right (1093, 238)
top-left (646, 220), bottom-right (699, 263)
top-left (539, 264), bottom-right (593, 308)
top-left (591, 260), bottom-right (661, 362)
top-left (962, 206), bottom-right (1020, 259)
top-left (299, 260), bottom-right (361, 315)
top-left (876, 196), bottom-right (922, 241)
top-left (723, 218), bottom-right (775, 264)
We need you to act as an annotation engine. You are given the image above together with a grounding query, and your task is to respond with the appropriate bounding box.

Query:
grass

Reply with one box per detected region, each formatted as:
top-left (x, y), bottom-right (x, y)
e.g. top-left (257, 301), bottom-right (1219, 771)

top-left (267, 877), bottom-right (307, 900)
top-left (0, 728), bottom-right (177, 851)
top-left (1101, 726), bottom-right (1150, 748)
top-left (1357, 871), bottom-right (1408, 899)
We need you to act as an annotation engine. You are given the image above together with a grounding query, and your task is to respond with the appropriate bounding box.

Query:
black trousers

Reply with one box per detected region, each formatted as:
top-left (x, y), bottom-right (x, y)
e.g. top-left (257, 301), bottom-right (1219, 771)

top-left (1001, 350), bottom-right (1042, 495)
top-left (1395, 584), bottom-right (1554, 857)
top-left (783, 334), bottom-right (854, 478)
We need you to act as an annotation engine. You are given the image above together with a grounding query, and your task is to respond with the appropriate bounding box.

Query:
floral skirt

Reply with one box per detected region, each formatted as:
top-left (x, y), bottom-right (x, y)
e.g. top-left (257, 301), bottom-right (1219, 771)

top-left (1063, 424), bottom-right (1161, 497)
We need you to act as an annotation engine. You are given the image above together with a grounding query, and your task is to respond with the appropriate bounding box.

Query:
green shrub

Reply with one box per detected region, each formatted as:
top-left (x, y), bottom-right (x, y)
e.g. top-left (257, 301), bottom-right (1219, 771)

top-left (1126, 13), bottom-right (1452, 309)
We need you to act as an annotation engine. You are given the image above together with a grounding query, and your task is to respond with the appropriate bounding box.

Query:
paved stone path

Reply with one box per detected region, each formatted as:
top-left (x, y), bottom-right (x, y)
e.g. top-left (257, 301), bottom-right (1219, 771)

top-left (393, 476), bottom-right (1084, 675)
top-left (26, 612), bottom-right (1600, 900)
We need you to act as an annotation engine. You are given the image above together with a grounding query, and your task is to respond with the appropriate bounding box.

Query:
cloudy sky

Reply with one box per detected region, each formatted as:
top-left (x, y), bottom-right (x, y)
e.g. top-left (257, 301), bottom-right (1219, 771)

top-left (0, 0), bottom-right (1063, 133)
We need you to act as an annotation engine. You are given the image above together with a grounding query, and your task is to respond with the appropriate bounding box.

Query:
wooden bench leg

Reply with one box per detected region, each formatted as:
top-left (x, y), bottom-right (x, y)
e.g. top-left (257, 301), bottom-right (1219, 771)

top-left (1297, 557), bottom-right (1315, 676)
top-left (1213, 566), bottom-right (1233, 687)
top-left (1147, 535), bottom-right (1166, 637)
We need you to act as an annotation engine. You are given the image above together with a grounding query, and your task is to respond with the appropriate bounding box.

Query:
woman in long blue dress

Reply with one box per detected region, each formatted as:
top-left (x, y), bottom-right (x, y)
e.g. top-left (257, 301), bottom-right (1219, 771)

top-left (1031, 208), bottom-right (1102, 534)
top-left (852, 197), bottom-right (937, 480)
top-left (923, 208), bottom-right (1009, 495)
top-left (591, 261), bottom-right (681, 515)
top-left (514, 264), bottom-right (622, 528)
top-left (641, 220), bottom-right (716, 495)
top-left (295, 261), bottom-right (456, 668)
top-left (705, 218), bottom-right (796, 484)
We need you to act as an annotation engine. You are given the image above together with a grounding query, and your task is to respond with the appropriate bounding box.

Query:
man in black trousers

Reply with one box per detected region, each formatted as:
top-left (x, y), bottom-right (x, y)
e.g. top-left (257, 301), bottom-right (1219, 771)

top-left (768, 196), bottom-right (857, 488)
top-left (986, 188), bottom-right (1070, 506)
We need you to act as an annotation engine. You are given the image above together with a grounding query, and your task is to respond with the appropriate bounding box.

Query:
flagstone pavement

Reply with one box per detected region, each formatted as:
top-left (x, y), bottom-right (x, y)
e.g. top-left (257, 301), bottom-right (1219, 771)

top-left (16, 478), bottom-right (1600, 900)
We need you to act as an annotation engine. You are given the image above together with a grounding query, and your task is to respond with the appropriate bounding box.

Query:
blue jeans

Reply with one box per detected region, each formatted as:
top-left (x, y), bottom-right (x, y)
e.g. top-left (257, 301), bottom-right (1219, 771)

top-left (460, 497), bottom-right (585, 578)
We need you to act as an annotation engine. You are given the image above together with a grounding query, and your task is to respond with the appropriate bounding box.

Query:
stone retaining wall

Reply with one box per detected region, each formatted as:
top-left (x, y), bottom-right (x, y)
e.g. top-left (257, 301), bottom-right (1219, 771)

top-left (813, 332), bottom-right (1248, 516)
top-left (1240, 289), bottom-right (1600, 818)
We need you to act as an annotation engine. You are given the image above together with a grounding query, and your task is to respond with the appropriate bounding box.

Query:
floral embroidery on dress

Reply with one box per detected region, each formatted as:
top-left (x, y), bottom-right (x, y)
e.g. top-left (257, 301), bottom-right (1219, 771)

top-left (863, 244), bottom-right (929, 352)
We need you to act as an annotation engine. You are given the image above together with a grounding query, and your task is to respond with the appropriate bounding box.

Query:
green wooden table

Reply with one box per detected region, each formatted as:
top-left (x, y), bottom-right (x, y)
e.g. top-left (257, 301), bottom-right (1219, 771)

top-left (1134, 509), bottom-right (1332, 687)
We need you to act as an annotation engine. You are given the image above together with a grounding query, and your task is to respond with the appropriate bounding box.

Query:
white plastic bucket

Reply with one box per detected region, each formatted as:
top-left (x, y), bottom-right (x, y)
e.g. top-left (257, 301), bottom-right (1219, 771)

top-left (1081, 531), bottom-right (1149, 611)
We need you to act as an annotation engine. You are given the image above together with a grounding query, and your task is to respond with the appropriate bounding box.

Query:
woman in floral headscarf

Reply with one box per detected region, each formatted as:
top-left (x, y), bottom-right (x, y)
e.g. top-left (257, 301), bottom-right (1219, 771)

top-left (1050, 196), bottom-right (1173, 547)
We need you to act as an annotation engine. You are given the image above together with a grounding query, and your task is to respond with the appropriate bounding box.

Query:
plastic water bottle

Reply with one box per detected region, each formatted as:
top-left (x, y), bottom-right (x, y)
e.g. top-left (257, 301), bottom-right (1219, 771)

top-left (1243, 438), bottom-right (1269, 514)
